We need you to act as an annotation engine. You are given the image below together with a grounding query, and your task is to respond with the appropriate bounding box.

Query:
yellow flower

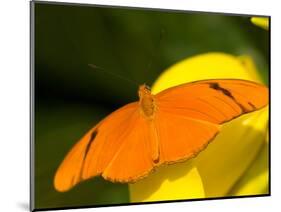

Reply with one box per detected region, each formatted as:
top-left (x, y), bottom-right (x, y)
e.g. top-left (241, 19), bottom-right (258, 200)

top-left (129, 52), bottom-right (268, 202)
top-left (251, 17), bottom-right (269, 30)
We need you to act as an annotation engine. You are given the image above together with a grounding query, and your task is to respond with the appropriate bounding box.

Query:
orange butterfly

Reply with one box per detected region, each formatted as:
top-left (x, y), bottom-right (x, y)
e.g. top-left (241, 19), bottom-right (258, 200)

top-left (54, 79), bottom-right (268, 192)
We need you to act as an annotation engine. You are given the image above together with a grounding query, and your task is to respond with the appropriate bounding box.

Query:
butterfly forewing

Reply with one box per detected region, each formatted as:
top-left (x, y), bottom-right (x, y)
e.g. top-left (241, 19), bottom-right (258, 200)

top-left (54, 102), bottom-right (138, 191)
top-left (156, 79), bottom-right (268, 124)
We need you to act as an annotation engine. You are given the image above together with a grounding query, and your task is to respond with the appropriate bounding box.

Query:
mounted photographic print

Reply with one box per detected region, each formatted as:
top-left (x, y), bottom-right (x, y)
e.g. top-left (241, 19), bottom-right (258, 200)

top-left (30, 1), bottom-right (270, 211)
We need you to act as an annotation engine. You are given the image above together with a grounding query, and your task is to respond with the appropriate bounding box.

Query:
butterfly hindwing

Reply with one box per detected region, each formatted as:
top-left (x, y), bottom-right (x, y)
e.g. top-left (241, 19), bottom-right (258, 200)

top-left (101, 117), bottom-right (156, 182)
top-left (154, 110), bottom-right (220, 164)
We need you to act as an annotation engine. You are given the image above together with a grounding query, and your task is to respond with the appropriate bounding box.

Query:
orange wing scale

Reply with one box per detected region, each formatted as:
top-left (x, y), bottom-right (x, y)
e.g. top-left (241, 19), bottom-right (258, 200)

top-left (54, 79), bottom-right (268, 192)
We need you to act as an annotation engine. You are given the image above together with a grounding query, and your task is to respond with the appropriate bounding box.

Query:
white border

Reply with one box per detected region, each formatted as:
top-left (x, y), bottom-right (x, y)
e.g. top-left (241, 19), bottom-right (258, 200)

top-left (1, 0), bottom-right (280, 212)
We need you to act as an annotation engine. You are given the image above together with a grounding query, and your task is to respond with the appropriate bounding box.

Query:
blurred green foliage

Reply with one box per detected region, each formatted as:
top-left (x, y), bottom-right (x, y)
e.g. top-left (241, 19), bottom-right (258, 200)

top-left (34, 2), bottom-right (269, 209)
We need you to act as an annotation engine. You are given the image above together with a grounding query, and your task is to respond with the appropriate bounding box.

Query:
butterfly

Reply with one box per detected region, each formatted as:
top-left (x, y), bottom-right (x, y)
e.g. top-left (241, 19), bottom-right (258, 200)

top-left (54, 79), bottom-right (268, 192)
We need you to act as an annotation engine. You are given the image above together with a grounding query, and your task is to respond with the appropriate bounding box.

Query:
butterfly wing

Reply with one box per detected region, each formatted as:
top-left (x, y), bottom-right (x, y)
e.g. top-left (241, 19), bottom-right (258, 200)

top-left (54, 101), bottom-right (159, 191)
top-left (54, 102), bottom-right (140, 191)
top-left (156, 79), bottom-right (268, 124)
top-left (101, 117), bottom-right (157, 183)
top-left (154, 110), bottom-right (220, 164)
top-left (154, 79), bottom-right (268, 163)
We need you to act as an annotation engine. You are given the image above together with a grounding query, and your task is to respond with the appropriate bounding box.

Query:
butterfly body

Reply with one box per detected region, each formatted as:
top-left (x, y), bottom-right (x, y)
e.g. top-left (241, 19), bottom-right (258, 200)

top-left (139, 84), bottom-right (157, 118)
top-left (54, 79), bottom-right (268, 192)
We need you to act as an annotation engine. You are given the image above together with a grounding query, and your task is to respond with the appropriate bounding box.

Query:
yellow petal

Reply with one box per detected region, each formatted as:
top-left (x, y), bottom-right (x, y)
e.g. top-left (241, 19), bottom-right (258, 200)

top-left (238, 55), bottom-right (265, 82)
top-left (251, 17), bottom-right (269, 30)
top-left (129, 161), bottom-right (205, 202)
top-left (227, 121), bottom-right (269, 196)
top-left (130, 52), bottom-right (268, 202)
top-left (265, 127), bottom-right (269, 143)
top-left (228, 140), bottom-right (269, 196)
top-left (194, 106), bottom-right (268, 197)
top-left (151, 52), bottom-right (262, 95)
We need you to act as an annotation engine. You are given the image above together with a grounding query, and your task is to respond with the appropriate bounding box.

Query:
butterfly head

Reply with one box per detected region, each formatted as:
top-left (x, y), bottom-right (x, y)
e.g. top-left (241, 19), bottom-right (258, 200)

top-left (138, 84), bottom-right (151, 98)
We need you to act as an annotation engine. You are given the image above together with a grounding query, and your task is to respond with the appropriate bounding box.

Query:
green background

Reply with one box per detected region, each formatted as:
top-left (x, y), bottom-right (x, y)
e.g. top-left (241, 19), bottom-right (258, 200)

top-left (34, 2), bottom-right (269, 210)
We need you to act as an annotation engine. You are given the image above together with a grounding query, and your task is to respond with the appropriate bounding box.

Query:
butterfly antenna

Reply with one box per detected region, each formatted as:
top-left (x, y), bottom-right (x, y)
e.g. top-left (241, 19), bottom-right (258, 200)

top-left (88, 64), bottom-right (139, 88)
